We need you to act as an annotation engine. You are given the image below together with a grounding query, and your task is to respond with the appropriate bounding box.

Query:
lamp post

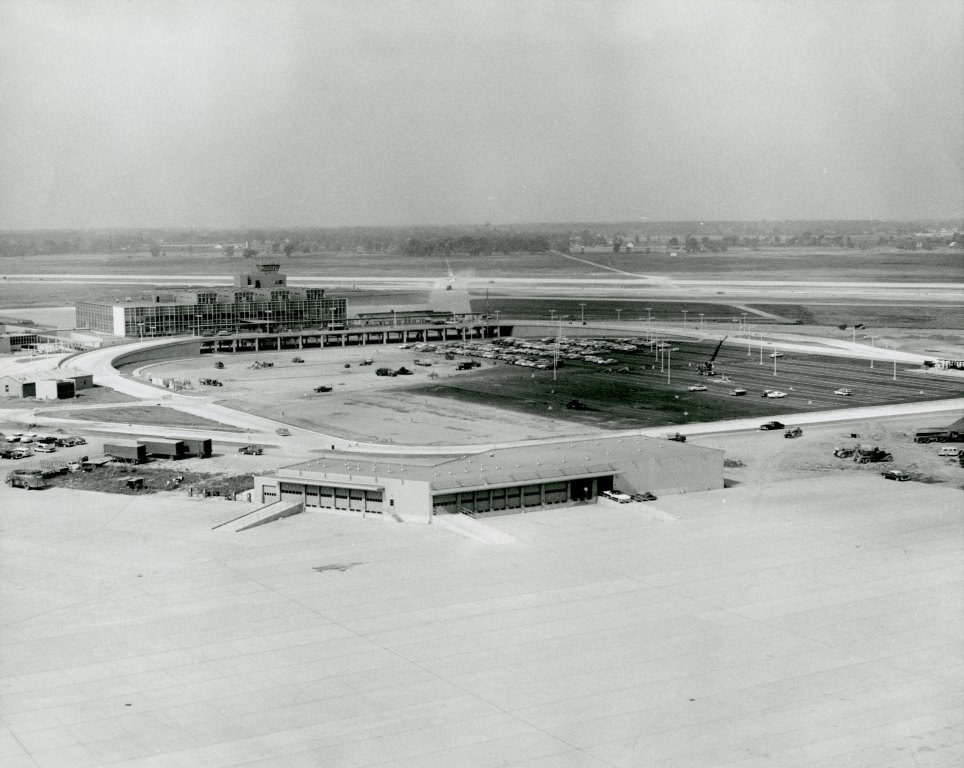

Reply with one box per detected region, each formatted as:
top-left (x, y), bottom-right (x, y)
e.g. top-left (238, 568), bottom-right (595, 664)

top-left (892, 346), bottom-right (897, 380)
top-left (758, 334), bottom-right (764, 364)
top-left (682, 310), bottom-right (688, 325)
top-left (615, 308), bottom-right (622, 323)
top-left (666, 345), bottom-right (672, 384)
top-left (747, 326), bottom-right (753, 355)
top-left (698, 313), bottom-right (704, 333)
top-left (646, 307), bottom-right (652, 341)
top-left (494, 310), bottom-right (500, 337)
top-left (549, 309), bottom-right (556, 324)
top-left (741, 313), bottom-right (748, 337)
top-left (773, 350), bottom-right (778, 376)
top-left (579, 303), bottom-right (586, 325)
top-left (868, 335), bottom-right (877, 368)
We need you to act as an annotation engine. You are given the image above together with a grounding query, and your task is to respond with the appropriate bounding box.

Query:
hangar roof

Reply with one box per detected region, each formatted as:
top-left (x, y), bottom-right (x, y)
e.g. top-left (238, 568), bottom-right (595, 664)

top-left (278, 434), bottom-right (712, 492)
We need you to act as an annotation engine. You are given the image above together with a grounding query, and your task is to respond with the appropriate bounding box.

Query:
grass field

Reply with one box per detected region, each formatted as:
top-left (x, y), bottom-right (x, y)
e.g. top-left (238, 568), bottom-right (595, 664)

top-left (2, 246), bottom-right (961, 282)
top-left (36, 405), bottom-right (243, 432)
top-left (408, 340), bottom-right (964, 431)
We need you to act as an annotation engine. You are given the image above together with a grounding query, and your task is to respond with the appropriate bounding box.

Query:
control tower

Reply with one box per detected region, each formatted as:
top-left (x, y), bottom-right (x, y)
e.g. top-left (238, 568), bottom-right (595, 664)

top-left (234, 263), bottom-right (286, 290)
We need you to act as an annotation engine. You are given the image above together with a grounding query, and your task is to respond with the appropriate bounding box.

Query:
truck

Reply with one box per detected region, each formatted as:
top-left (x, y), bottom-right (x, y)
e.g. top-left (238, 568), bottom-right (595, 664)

top-left (853, 445), bottom-right (893, 464)
top-left (139, 439), bottom-right (187, 460)
top-left (665, 432), bottom-right (687, 443)
top-left (6, 470), bottom-right (46, 490)
top-left (914, 427), bottom-right (964, 443)
top-left (784, 427), bottom-right (803, 438)
top-left (103, 441), bottom-right (147, 464)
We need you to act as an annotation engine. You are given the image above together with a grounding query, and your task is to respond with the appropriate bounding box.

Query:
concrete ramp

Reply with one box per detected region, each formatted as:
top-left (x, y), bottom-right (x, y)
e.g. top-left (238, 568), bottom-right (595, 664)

top-left (433, 513), bottom-right (517, 544)
top-left (215, 500), bottom-right (303, 532)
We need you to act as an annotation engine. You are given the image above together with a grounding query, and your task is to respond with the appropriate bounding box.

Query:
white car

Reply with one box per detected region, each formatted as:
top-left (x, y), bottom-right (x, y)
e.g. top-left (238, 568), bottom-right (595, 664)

top-left (766, 391), bottom-right (787, 399)
top-left (601, 490), bottom-right (632, 504)
top-left (687, 384), bottom-right (708, 391)
top-left (834, 388), bottom-right (853, 396)
top-left (34, 443), bottom-right (56, 453)
top-left (768, 351), bottom-right (784, 358)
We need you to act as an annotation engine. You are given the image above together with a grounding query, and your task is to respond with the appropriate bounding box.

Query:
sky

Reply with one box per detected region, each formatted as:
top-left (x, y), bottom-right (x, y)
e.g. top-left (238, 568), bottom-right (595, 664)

top-left (0, 0), bottom-right (961, 229)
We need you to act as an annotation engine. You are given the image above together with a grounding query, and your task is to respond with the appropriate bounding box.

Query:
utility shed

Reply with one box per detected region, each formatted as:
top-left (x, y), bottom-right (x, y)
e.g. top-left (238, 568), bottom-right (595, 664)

top-left (139, 439), bottom-right (186, 459)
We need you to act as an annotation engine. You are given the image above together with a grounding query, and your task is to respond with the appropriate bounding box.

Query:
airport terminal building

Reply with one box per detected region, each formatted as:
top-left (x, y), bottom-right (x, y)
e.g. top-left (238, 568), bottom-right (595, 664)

top-left (76, 264), bottom-right (346, 338)
top-left (253, 436), bottom-right (723, 523)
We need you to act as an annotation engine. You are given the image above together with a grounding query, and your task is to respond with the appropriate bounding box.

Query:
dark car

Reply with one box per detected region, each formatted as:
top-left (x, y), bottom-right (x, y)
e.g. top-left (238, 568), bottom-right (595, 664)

top-left (760, 421), bottom-right (785, 431)
top-left (630, 492), bottom-right (658, 502)
top-left (881, 470), bottom-right (911, 481)
top-left (238, 445), bottom-right (263, 455)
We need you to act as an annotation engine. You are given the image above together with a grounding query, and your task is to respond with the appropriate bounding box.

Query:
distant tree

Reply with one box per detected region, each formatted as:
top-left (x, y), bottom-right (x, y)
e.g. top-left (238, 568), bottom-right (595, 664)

top-left (283, 241), bottom-right (296, 257)
top-left (685, 236), bottom-right (699, 253)
top-left (149, 245), bottom-right (161, 258)
top-left (242, 247), bottom-right (259, 259)
top-left (223, 245), bottom-right (236, 258)
top-left (668, 237), bottom-right (680, 248)
top-left (613, 236), bottom-right (623, 253)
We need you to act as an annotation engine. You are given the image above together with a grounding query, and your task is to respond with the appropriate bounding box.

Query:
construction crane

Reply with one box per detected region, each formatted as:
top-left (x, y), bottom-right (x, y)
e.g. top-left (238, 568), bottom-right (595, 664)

top-left (698, 336), bottom-right (728, 376)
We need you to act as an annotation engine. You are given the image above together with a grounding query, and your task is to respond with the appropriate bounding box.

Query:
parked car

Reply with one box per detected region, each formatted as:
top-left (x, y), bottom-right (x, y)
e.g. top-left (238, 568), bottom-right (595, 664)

top-left (766, 391), bottom-right (787, 399)
top-left (687, 384), bottom-right (707, 391)
top-left (768, 352), bottom-right (784, 358)
top-left (833, 388), bottom-right (853, 396)
top-left (784, 427), bottom-right (803, 438)
top-left (730, 388), bottom-right (747, 396)
top-left (760, 421), bottom-right (785, 430)
top-left (238, 445), bottom-right (263, 455)
top-left (630, 492), bottom-right (658, 502)
top-left (313, 385), bottom-right (333, 393)
top-left (601, 490), bottom-right (632, 504)
top-left (34, 443), bottom-right (56, 453)
top-left (881, 470), bottom-right (911, 481)
top-left (275, 428), bottom-right (291, 436)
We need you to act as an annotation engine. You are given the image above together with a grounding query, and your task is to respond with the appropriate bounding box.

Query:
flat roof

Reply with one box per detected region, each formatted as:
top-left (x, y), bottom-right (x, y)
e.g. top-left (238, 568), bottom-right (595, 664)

top-left (280, 435), bottom-right (714, 491)
top-left (2, 476), bottom-right (958, 767)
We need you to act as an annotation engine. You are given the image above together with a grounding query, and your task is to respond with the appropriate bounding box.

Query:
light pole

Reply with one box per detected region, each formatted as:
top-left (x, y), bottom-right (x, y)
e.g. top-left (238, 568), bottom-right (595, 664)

top-left (758, 334), bottom-right (764, 364)
top-left (553, 318), bottom-right (561, 382)
top-left (868, 335), bottom-right (877, 368)
top-left (666, 345), bottom-right (672, 384)
top-left (615, 308), bottom-right (622, 323)
top-left (549, 309), bottom-right (556, 324)
top-left (682, 310), bottom-right (688, 325)
top-left (579, 303), bottom-right (586, 325)
top-left (698, 313), bottom-right (704, 333)
top-left (646, 307), bottom-right (652, 341)
top-left (494, 310), bottom-right (500, 337)
top-left (892, 346), bottom-right (897, 380)
top-left (773, 350), bottom-right (777, 376)
top-left (747, 326), bottom-right (753, 356)
top-left (646, 307), bottom-right (652, 323)
top-left (391, 308), bottom-right (396, 328)
top-left (741, 313), bottom-right (748, 337)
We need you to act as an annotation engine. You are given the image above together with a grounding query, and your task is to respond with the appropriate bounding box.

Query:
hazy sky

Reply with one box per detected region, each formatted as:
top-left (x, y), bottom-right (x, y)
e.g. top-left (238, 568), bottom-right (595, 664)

top-left (1, 0), bottom-right (961, 228)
